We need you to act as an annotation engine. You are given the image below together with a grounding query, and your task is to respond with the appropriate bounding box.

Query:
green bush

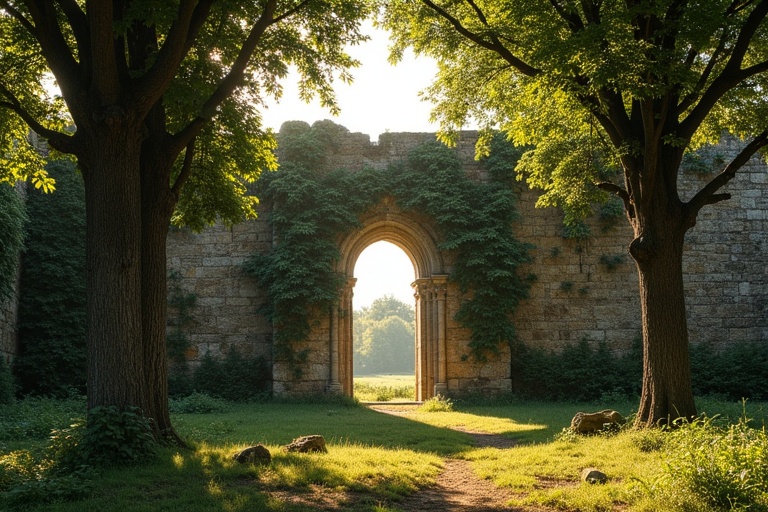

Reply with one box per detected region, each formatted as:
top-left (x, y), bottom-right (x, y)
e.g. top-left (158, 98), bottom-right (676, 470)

top-left (419, 394), bottom-right (454, 412)
top-left (79, 406), bottom-right (156, 467)
top-left (169, 392), bottom-right (231, 414)
top-left (0, 357), bottom-right (14, 404)
top-left (651, 413), bottom-right (768, 511)
top-left (189, 348), bottom-right (271, 402)
top-left (0, 395), bottom-right (85, 441)
top-left (512, 337), bottom-right (642, 401)
top-left (690, 341), bottom-right (768, 401)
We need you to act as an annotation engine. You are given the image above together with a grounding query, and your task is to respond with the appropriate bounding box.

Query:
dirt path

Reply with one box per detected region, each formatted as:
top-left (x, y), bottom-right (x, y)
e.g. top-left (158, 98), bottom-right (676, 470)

top-left (369, 404), bottom-right (543, 512)
top-left (269, 405), bottom-right (547, 511)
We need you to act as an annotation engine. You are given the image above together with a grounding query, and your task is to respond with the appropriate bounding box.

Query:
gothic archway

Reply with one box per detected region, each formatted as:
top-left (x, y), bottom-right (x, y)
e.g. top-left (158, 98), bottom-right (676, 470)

top-left (329, 198), bottom-right (449, 400)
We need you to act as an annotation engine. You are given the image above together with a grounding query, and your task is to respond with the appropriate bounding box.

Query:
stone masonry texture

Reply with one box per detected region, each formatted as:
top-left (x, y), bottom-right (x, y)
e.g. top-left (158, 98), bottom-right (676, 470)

top-left (163, 129), bottom-right (767, 396)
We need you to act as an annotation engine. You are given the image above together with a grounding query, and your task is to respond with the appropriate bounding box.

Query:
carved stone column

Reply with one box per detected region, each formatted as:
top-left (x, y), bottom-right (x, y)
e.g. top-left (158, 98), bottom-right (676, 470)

top-left (413, 278), bottom-right (430, 401)
top-left (340, 277), bottom-right (356, 395)
top-left (432, 275), bottom-right (448, 395)
top-left (327, 302), bottom-right (342, 394)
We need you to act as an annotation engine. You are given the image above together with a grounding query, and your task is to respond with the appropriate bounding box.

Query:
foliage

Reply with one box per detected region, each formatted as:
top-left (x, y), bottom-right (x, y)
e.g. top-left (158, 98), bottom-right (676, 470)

top-left (245, 121), bottom-right (378, 370)
top-left (397, 135), bottom-right (533, 358)
top-left (419, 394), bottom-right (454, 412)
top-left (0, 395), bottom-right (85, 442)
top-left (169, 393), bottom-right (231, 415)
top-left (354, 296), bottom-right (415, 375)
top-left (645, 413), bottom-right (768, 511)
top-left (78, 406), bottom-right (156, 467)
top-left (0, 183), bottom-right (26, 302)
top-left (189, 349), bottom-right (271, 402)
top-left (513, 338), bottom-right (643, 402)
top-left (0, 357), bottom-right (14, 405)
top-left (383, 0), bottom-right (768, 425)
top-left (13, 160), bottom-right (86, 397)
top-left (248, 122), bottom-right (531, 367)
top-left (354, 381), bottom-right (414, 402)
top-left (690, 341), bottom-right (768, 401)
top-left (166, 269), bottom-right (197, 365)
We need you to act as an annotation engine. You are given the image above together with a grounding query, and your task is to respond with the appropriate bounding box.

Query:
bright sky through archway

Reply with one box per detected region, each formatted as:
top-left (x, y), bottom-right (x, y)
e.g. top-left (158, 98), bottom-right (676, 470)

top-left (353, 241), bottom-right (415, 310)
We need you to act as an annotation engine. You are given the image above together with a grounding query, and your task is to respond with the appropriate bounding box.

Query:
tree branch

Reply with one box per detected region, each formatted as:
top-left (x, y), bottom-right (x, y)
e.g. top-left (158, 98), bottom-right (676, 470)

top-left (0, 82), bottom-right (76, 152)
top-left (56, 0), bottom-right (88, 50)
top-left (168, 0), bottom-right (279, 155)
top-left (597, 181), bottom-right (635, 218)
top-left (548, 0), bottom-right (585, 30)
top-left (421, 0), bottom-right (540, 77)
top-left (135, 0), bottom-right (213, 117)
top-left (0, 0), bottom-right (35, 33)
top-left (680, 0), bottom-right (768, 139)
top-left (170, 137), bottom-right (196, 198)
top-left (684, 130), bottom-right (768, 223)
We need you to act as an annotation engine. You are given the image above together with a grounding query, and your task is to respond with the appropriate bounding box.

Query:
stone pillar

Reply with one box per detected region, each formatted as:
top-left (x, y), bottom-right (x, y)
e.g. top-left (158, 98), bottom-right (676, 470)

top-left (432, 276), bottom-right (448, 396)
top-left (327, 303), bottom-right (342, 394)
top-left (413, 278), bottom-right (430, 401)
top-left (340, 278), bottom-right (356, 395)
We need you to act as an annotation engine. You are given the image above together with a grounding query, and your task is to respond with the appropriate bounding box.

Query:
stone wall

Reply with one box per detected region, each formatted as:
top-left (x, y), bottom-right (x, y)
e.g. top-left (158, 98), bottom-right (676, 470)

top-left (166, 129), bottom-right (768, 395)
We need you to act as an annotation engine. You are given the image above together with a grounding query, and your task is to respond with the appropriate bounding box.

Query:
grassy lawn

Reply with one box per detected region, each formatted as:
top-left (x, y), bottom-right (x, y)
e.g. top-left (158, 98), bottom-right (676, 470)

top-left (2, 396), bottom-right (766, 511)
top-left (353, 374), bottom-right (415, 402)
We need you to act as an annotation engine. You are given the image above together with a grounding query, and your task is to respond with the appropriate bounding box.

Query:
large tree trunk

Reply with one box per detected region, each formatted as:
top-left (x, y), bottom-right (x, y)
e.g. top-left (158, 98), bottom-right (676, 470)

top-left (140, 167), bottom-right (178, 440)
top-left (82, 128), bottom-right (149, 413)
top-left (630, 170), bottom-right (697, 427)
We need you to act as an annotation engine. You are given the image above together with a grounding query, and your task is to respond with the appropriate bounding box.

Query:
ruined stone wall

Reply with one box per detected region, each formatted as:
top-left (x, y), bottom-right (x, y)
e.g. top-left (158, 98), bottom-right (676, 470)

top-left (166, 129), bottom-right (768, 395)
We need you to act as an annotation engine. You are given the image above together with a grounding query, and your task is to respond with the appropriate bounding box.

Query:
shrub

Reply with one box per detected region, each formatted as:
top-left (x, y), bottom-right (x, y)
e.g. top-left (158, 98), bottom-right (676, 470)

top-left (650, 412), bottom-right (768, 511)
top-left (190, 348), bottom-right (271, 402)
top-left (169, 392), bottom-right (231, 414)
top-left (690, 341), bottom-right (768, 401)
top-left (0, 395), bottom-right (85, 441)
top-left (512, 337), bottom-right (642, 401)
top-left (0, 357), bottom-right (15, 404)
top-left (79, 406), bottom-right (156, 467)
top-left (419, 394), bottom-right (454, 412)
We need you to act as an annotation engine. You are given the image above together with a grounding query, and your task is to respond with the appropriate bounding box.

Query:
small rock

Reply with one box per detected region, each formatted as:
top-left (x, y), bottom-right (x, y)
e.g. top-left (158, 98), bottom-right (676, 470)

top-left (233, 444), bottom-right (271, 465)
top-left (581, 467), bottom-right (608, 484)
top-left (283, 434), bottom-right (327, 453)
top-left (570, 410), bottom-right (625, 434)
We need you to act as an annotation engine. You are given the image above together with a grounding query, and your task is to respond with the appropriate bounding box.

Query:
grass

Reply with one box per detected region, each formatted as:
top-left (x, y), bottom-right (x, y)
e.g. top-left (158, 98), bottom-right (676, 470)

top-left (2, 395), bottom-right (767, 511)
top-left (353, 374), bottom-right (415, 402)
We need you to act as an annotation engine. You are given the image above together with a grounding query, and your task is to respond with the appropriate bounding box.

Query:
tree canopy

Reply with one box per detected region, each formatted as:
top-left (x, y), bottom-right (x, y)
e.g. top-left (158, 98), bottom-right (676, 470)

top-left (0, 1), bottom-right (371, 440)
top-left (382, 0), bottom-right (768, 426)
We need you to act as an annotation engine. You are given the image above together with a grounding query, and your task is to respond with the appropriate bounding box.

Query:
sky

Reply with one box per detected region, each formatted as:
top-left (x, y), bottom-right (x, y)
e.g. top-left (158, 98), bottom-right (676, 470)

top-left (260, 21), bottom-right (440, 141)
top-left (261, 23), bottom-right (439, 309)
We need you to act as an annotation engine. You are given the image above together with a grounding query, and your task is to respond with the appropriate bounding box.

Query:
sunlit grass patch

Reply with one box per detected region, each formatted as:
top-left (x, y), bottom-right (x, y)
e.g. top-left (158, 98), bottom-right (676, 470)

top-left (354, 375), bottom-right (415, 402)
top-left (465, 430), bottom-right (663, 511)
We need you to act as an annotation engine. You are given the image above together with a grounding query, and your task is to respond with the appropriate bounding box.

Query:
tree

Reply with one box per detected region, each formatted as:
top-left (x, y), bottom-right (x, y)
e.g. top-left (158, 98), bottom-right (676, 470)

top-left (354, 295), bottom-right (415, 374)
top-left (0, 1), bottom-right (370, 439)
top-left (383, 0), bottom-right (768, 426)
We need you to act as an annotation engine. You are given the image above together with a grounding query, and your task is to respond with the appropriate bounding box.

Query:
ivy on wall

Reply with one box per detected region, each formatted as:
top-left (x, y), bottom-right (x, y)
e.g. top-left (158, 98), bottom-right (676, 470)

top-left (0, 182), bottom-right (27, 302)
top-left (14, 160), bottom-right (87, 396)
top-left (245, 121), bottom-right (532, 364)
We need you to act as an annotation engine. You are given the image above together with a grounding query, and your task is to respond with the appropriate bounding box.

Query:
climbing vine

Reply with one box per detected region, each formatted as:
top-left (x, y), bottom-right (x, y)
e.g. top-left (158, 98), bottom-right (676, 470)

top-left (245, 121), bottom-right (531, 365)
top-left (0, 182), bottom-right (26, 302)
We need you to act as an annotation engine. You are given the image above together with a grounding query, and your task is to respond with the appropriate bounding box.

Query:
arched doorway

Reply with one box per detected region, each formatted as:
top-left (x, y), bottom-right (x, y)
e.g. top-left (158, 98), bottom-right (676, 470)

top-left (330, 200), bottom-right (449, 400)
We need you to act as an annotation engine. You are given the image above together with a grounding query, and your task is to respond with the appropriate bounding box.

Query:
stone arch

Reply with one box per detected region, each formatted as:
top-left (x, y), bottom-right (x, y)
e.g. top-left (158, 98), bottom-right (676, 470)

top-left (329, 198), bottom-right (450, 400)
